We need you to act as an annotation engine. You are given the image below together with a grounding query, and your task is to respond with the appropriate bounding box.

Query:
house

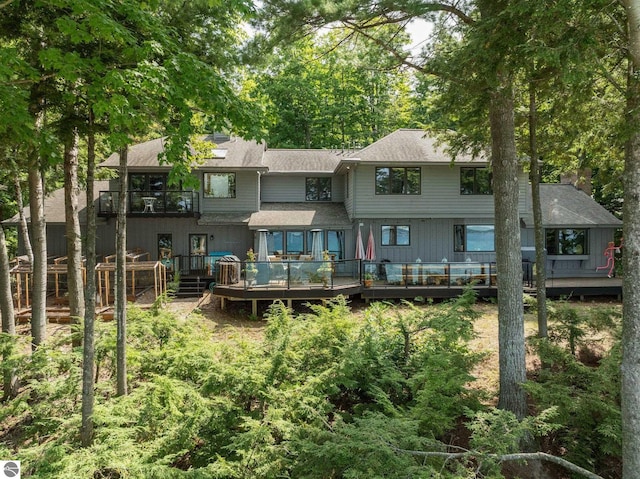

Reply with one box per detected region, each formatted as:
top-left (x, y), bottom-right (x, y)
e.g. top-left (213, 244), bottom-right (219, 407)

top-left (5, 129), bottom-right (623, 307)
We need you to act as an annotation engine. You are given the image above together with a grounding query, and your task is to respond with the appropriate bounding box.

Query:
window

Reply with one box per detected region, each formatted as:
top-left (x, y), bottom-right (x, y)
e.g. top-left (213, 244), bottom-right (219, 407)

top-left (460, 167), bottom-right (492, 195)
top-left (306, 177), bottom-right (331, 201)
top-left (286, 231), bottom-right (304, 254)
top-left (158, 234), bottom-right (172, 260)
top-left (129, 173), bottom-right (169, 191)
top-left (267, 231), bottom-right (284, 255)
top-left (204, 173), bottom-right (236, 198)
top-left (454, 225), bottom-right (495, 252)
top-left (327, 230), bottom-right (345, 260)
top-left (546, 229), bottom-right (588, 255)
top-left (382, 225), bottom-right (410, 246)
top-left (375, 167), bottom-right (421, 195)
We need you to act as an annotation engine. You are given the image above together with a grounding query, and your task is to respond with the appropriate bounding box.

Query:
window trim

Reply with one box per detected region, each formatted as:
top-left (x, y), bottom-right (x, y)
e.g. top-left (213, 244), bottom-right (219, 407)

top-left (460, 167), bottom-right (493, 195)
top-left (545, 228), bottom-right (588, 256)
top-left (381, 225), bottom-right (411, 246)
top-left (454, 224), bottom-right (495, 252)
top-left (203, 172), bottom-right (236, 199)
top-left (305, 177), bottom-right (332, 201)
top-left (375, 167), bottom-right (421, 195)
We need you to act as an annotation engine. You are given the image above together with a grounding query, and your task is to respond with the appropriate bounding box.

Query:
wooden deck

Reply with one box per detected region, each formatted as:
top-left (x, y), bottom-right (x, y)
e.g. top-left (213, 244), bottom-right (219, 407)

top-left (213, 274), bottom-right (622, 315)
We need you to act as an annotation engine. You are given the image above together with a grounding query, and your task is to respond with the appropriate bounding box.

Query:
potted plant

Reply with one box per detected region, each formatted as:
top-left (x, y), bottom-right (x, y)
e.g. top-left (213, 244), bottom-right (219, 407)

top-left (363, 272), bottom-right (374, 288)
top-left (245, 248), bottom-right (258, 284)
top-left (317, 250), bottom-right (333, 288)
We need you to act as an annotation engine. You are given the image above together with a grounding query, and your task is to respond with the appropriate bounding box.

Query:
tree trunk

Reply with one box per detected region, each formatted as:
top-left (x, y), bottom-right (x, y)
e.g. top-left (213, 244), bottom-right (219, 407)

top-left (81, 114), bottom-right (97, 446)
top-left (28, 165), bottom-right (47, 348)
top-left (490, 81), bottom-right (528, 420)
top-left (64, 127), bottom-right (85, 346)
top-left (528, 83), bottom-right (548, 338)
top-left (116, 146), bottom-right (128, 396)
top-left (13, 174), bottom-right (33, 265)
top-left (622, 2), bottom-right (640, 476)
top-left (0, 218), bottom-right (17, 399)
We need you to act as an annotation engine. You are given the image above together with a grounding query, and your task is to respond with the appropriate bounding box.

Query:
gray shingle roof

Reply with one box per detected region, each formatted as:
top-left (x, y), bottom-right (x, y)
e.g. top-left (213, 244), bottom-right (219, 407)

top-left (346, 129), bottom-right (484, 164)
top-left (3, 180), bottom-right (111, 225)
top-left (248, 202), bottom-right (352, 228)
top-left (99, 135), bottom-right (266, 170)
top-left (263, 149), bottom-right (342, 174)
top-left (540, 184), bottom-right (621, 227)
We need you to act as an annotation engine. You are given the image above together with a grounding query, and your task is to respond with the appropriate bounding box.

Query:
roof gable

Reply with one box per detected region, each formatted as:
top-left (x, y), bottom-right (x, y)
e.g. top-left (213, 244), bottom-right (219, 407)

top-left (345, 129), bottom-right (484, 165)
top-left (540, 184), bottom-right (621, 227)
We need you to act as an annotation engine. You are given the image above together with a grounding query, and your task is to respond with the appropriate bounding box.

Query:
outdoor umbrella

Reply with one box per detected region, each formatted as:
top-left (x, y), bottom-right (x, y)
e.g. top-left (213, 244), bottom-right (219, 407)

top-left (365, 225), bottom-right (376, 262)
top-left (355, 224), bottom-right (365, 260)
top-left (311, 229), bottom-right (323, 261)
top-left (257, 229), bottom-right (270, 262)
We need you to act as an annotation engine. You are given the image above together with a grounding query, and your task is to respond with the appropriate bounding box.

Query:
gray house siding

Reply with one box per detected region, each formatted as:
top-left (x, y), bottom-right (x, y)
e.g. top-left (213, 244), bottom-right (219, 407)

top-left (355, 218), bottom-right (497, 264)
top-left (125, 218), bottom-right (252, 260)
top-left (260, 175), bottom-right (345, 203)
top-left (352, 165), bottom-right (528, 218)
top-left (521, 226), bottom-right (619, 278)
top-left (199, 170), bottom-right (259, 214)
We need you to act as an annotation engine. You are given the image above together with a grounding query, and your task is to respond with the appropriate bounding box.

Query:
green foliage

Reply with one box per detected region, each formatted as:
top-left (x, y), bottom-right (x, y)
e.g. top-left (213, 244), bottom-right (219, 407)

top-left (0, 294), bottom-right (491, 478)
top-left (526, 305), bottom-right (622, 472)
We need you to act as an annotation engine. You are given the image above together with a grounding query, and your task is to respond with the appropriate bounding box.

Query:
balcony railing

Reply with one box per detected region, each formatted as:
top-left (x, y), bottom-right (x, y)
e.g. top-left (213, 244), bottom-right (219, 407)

top-left (98, 191), bottom-right (199, 217)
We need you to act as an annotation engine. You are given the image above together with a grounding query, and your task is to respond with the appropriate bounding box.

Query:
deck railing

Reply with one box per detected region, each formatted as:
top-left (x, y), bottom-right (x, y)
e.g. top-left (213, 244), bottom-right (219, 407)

top-left (208, 259), bottom-right (499, 291)
top-left (98, 190), bottom-right (200, 216)
top-left (360, 261), bottom-right (497, 288)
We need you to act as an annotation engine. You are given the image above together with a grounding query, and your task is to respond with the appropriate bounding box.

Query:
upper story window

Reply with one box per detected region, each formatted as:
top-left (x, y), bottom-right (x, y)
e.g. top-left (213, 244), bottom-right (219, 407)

top-left (204, 172), bottom-right (236, 198)
top-left (546, 228), bottom-right (588, 255)
top-left (454, 224), bottom-right (495, 252)
top-left (460, 167), bottom-right (492, 195)
top-left (129, 173), bottom-right (169, 191)
top-left (375, 167), bottom-right (421, 195)
top-left (306, 177), bottom-right (332, 201)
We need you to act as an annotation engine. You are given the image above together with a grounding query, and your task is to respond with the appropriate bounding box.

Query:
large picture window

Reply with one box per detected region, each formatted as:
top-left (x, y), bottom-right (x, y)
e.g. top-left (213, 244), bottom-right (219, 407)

top-left (454, 225), bottom-right (495, 252)
top-left (306, 177), bottom-right (332, 201)
top-left (460, 167), bottom-right (492, 195)
top-left (375, 167), bottom-right (421, 195)
top-left (546, 228), bottom-right (588, 255)
top-left (382, 225), bottom-right (410, 246)
top-left (204, 173), bottom-right (236, 198)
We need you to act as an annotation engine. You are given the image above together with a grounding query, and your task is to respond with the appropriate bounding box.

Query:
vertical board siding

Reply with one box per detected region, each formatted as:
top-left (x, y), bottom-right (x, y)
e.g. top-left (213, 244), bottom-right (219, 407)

top-left (124, 218), bottom-right (252, 260)
top-left (354, 218), bottom-right (495, 264)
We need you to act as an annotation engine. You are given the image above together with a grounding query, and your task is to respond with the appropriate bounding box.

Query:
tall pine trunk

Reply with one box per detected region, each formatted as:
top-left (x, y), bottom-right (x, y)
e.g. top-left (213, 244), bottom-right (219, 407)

top-left (116, 146), bottom-right (128, 396)
top-left (490, 81), bottom-right (528, 420)
top-left (28, 165), bottom-right (47, 348)
top-left (64, 127), bottom-right (85, 345)
top-left (13, 174), bottom-right (33, 265)
top-left (0, 218), bottom-right (17, 399)
top-left (622, 1), bottom-right (640, 476)
top-left (528, 83), bottom-right (548, 338)
top-left (81, 114), bottom-right (97, 446)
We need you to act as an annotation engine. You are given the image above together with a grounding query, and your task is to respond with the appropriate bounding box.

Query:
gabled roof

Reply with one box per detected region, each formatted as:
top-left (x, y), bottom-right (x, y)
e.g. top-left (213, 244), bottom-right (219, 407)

top-left (248, 202), bottom-right (352, 229)
top-left (263, 149), bottom-right (342, 174)
top-left (3, 180), bottom-right (111, 225)
top-left (540, 184), bottom-right (621, 227)
top-left (99, 135), bottom-right (267, 170)
top-left (344, 129), bottom-right (484, 165)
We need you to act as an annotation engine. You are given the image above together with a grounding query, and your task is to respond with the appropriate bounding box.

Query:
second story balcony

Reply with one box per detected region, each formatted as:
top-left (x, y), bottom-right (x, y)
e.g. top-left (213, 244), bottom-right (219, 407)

top-left (98, 191), bottom-right (200, 218)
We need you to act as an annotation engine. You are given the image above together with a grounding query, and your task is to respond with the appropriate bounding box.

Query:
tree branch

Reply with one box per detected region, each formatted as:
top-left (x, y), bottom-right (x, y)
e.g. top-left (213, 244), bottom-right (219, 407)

top-left (391, 446), bottom-right (605, 479)
top-left (342, 20), bottom-right (430, 74)
top-left (0, 0), bottom-right (16, 9)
